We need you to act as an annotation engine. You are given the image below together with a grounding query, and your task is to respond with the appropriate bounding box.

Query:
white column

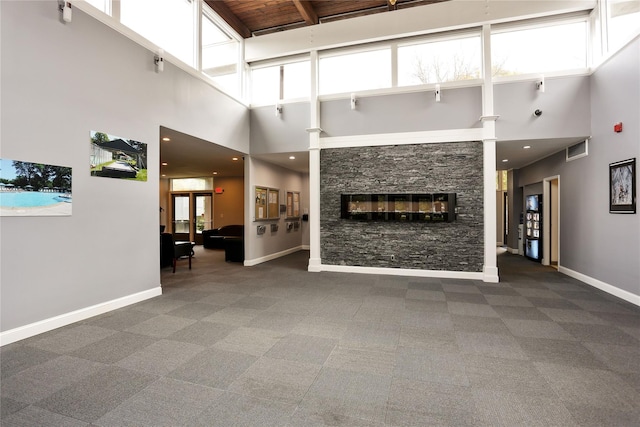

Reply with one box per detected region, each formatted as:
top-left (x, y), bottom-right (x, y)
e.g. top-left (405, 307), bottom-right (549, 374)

top-left (482, 24), bottom-right (499, 282)
top-left (308, 51), bottom-right (322, 271)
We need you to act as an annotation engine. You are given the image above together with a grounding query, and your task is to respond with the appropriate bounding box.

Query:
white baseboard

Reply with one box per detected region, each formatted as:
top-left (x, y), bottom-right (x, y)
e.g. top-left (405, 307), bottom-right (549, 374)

top-left (316, 264), bottom-right (484, 280)
top-left (301, 245), bottom-right (310, 250)
top-left (0, 287), bottom-right (162, 346)
top-left (244, 246), bottom-right (305, 267)
top-left (508, 247), bottom-right (519, 254)
top-left (559, 266), bottom-right (640, 307)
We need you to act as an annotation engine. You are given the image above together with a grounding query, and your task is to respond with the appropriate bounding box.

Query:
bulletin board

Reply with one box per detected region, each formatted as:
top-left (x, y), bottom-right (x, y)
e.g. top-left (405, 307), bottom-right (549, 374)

top-left (286, 191), bottom-right (300, 218)
top-left (255, 186), bottom-right (280, 220)
top-left (268, 188), bottom-right (280, 218)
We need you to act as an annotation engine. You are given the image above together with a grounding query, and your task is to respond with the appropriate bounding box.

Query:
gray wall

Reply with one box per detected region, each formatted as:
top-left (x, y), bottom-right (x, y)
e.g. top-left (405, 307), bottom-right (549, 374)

top-left (320, 142), bottom-right (484, 271)
top-left (0, 1), bottom-right (249, 332)
top-left (495, 76), bottom-right (591, 141)
top-left (516, 36), bottom-right (640, 296)
top-left (320, 87), bottom-right (482, 137)
top-left (250, 102), bottom-right (310, 154)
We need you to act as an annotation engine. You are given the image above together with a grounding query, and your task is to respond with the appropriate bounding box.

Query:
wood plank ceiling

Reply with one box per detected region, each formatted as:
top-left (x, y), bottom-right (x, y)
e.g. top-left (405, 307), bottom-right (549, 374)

top-left (204, 0), bottom-right (449, 38)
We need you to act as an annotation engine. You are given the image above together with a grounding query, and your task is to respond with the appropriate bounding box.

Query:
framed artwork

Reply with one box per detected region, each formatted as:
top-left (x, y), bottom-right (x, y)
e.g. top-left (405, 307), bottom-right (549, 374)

top-left (90, 131), bottom-right (147, 181)
top-left (0, 158), bottom-right (72, 217)
top-left (609, 158), bottom-right (636, 214)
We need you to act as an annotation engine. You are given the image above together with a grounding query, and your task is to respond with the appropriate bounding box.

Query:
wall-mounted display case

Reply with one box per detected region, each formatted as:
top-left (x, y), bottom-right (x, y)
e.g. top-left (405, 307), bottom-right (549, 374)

top-left (286, 190), bottom-right (300, 219)
top-left (255, 186), bottom-right (280, 220)
top-left (341, 193), bottom-right (456, 222)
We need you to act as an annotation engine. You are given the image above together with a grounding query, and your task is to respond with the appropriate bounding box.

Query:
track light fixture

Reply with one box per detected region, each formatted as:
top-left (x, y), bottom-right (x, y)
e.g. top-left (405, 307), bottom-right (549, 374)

top-left (350, 93), bottom-right (357, 110)
top-left (275, 103), bottom-right (283, 117)
top-left (154, 49), bottom-right (164, 73)
top-left (59, 1), bottom-right (72, 23)
top-left (536, 76), bottom-right (545, 93)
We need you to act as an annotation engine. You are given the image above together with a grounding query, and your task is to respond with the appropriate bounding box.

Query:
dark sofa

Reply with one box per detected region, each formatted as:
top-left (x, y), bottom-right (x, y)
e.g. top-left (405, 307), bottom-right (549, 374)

top-left (202, 225), bottom-right (244, 249)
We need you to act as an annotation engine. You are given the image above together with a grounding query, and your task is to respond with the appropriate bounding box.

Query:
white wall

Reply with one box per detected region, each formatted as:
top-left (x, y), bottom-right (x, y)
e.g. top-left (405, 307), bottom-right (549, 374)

top-left (517, 36), bottom-right (640, 302)
top-left (245, 158), bottom-right (307, 264)
top-left (0, 1), bottom-right (249, 338)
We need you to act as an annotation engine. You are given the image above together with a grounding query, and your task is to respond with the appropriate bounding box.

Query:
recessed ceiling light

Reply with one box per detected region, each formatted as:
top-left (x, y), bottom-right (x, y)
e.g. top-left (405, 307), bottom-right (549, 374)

top-left (161, 162), bottom-right (168, 166)
top-left (289, 156), bottom-right (296, 160)
top-left (162, 137), bottom-right (170, 142)
top-left (232, 157), bottom-right (239, 161)
top-left (523, 145), bottom-right (531, 149)
top-left (502, 159), bottom-right (509, 163)
top-left (213, 172), bottom-right (218, 175)
top-left (162, 174), bottom-right (166, 177)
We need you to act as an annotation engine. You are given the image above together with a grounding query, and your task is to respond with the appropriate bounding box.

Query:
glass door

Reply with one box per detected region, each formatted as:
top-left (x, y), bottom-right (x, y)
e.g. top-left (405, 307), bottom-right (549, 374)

top-left (194, 193), bottom-right (213, 245)
top-left (172, 194), bottom-right (191, 242)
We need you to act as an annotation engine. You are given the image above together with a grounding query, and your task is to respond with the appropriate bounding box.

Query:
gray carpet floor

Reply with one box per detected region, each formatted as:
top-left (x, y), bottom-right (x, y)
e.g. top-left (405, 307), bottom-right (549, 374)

top-left (2, 247), bottom-right (639, 426)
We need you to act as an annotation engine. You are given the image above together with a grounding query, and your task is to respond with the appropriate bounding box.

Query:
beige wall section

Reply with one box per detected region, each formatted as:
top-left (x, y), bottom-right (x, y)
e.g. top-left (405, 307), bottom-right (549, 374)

top-left (551, 179), bottom-right (559, 264)
top-left (160, 178), bottom-right (170, 231)
top-left (496, 190), bottom-right (505, 246)
top-left (213, 177), bottom-right (245, 228)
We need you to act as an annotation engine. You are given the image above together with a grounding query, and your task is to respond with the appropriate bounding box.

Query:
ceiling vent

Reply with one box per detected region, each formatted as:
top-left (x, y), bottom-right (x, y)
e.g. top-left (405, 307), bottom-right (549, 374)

top-left (566, 139), bottom-right (589, 162)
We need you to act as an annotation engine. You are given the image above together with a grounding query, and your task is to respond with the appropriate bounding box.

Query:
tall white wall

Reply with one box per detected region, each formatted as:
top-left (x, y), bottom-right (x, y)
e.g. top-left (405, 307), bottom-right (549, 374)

top-left (0, 1), bottom-right (249, 337)
top-left (518, 36), bottom-right (640, 301)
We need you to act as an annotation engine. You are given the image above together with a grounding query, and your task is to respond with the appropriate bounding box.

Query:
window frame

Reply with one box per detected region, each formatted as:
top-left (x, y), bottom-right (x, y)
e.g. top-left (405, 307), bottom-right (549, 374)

top-left (249, 55), bottom-right (311, 106)
top-left (490, 12), bottom-right (591, 79)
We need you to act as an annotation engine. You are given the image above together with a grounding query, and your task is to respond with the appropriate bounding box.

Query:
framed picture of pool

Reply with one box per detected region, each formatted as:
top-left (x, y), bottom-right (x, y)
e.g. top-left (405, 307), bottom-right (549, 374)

top-left (0, 158), bottom-right (72, 217)
top-left (90, 131), bottom-right (147, 181)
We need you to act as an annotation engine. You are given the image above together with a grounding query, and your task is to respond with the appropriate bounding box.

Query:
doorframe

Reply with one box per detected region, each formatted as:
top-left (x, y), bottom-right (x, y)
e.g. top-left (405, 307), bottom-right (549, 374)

top-left (542, 175), bottom-right (560, 267)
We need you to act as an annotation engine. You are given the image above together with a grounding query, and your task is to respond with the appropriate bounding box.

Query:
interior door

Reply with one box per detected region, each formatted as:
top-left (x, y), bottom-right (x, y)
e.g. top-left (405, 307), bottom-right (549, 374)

top-left (193, 193), bottom-right (213, 245)
top-left (172, 194), bottom-right (191, 242)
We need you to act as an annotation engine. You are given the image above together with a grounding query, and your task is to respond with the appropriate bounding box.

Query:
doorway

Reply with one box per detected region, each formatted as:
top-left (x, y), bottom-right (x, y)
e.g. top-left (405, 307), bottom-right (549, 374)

top-left (543, 176), bottom-right (560, 268)
top-left (171, 192), bottom-right (213, 244)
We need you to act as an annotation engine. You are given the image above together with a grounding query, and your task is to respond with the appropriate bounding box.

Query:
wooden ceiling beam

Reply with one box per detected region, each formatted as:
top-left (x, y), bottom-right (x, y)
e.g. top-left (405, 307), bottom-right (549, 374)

top-left (204, 0), bottom-right (252, 39)
top-left (292, 0), bottom-right (318, 25)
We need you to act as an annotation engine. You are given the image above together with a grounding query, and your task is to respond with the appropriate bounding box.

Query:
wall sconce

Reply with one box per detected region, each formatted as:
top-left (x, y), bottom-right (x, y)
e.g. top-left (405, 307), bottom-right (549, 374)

top-left (350, 93), bottom-right (357, 110)
top-left (154, 49), bottom-right (164, 73)
top-left (435, 84), bottom-right (441, 102)
top-left (59, 1), bottom-right (72, 23)
top-left (536, 76), bottom-right (545, 93)
top-left (257, 225), bottom-right (266, 235)
top-left (275, 103), bottom-right (283, 117)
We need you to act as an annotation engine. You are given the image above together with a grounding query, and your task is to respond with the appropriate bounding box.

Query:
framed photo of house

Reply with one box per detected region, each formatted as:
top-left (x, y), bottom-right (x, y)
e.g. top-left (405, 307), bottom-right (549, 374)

top-left (609, 158), bottom-right (636, 214)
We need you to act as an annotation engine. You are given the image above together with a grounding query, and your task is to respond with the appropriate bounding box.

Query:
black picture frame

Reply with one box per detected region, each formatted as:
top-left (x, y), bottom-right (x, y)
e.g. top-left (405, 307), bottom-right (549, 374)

top-left (609, 158), bottom-right (636, 214)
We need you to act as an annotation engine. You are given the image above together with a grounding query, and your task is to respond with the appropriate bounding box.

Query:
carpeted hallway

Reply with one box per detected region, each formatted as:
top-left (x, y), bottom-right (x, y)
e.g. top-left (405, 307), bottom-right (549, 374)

top-left (2, 248), bottom-right (639, 426)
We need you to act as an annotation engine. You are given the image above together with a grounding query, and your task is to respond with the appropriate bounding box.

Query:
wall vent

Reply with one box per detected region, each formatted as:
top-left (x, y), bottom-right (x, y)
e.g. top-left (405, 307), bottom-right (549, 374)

top-left (566, 139), bottom-right (589, 162)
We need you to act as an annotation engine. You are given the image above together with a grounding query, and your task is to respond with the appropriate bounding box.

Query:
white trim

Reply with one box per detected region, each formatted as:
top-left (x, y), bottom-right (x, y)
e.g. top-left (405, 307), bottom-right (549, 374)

top-left (508, 247), bottom-right (519, 254)
top-left (308, 257), bottom-right (322, 272)
top-left (318, 79), bottom-right (483, 102)
top-left (317, 264), bottom-right (484, 280)
top-left (483, 266), bottom-right (500, 283)
top-left (0, 287), bottom-right (162, 347)
top-left (559, 266), bottom-right (640, 307)
top-left (301, 244), bottom-right (310, 250)
top-left (244, 246), bottom-right (305, 266)
top-left (542, 175), bottom-right (561, 267)
top-left (320, 129), bottom-right (484, 150)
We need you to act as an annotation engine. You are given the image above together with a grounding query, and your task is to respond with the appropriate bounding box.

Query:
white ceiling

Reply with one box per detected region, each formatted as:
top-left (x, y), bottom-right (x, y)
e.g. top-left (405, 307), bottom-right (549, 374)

top-left (496, 136), bottom-right (589, 171)
top-left (160, 125), bottom-right (587, 178)
top-left (159, 126), bottom-right (308, 178)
